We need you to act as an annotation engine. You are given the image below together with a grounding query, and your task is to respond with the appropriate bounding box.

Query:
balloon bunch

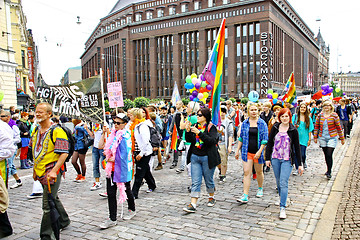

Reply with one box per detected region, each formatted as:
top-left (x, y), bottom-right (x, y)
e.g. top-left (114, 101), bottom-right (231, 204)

top-left (266, 89), bottom-right (281, 104)
top-left (184, 73), bottom-right (213, 103)
top-left (321, 84), bottom-right (333, 95)
top-left (248, 90), bottom-right (259, 102)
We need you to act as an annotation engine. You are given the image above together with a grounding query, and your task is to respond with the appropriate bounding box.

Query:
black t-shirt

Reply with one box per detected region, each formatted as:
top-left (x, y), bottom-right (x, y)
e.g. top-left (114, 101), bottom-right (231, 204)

top-left (248, 127), bottom-right (258, 154)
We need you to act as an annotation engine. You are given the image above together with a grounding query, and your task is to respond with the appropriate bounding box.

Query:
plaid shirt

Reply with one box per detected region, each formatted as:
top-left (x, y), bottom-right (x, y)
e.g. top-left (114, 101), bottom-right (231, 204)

top-left (238, 118), bottom-right (268, 163)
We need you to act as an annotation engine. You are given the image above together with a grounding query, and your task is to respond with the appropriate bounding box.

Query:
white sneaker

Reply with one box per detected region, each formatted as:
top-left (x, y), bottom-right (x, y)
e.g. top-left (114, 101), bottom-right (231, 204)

top-left (99, 219), bottom-right (117, 229)
top-left (123, 210), bottom-right (136, 220)
top-left (90, 182), bottom-right (102, 191)
top-left (292, 169), bottom-right (298, 176)
top-left (279, 208), bottom-right (286, 219)
top-left (10, 182), bottom-right (22, 189)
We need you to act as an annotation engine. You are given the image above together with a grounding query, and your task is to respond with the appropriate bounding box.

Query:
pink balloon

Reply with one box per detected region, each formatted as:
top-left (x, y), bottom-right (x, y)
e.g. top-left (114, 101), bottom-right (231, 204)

top-left (198, 93), bottom-right (204, 99)
top-left (191, 78), bottom-right (198, 85)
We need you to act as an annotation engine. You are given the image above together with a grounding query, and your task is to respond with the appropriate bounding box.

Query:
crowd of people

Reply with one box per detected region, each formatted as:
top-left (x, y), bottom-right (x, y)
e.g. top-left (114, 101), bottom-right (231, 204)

top-left (0, 97), bottom-right (359, 238)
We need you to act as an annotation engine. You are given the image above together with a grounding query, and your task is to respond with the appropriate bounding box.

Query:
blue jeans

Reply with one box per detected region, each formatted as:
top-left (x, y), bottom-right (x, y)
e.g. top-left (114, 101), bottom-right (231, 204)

top-left (271, 158), bottom-right (292, 208)
top-left (92, 147), bottom-right (104, 179)
top-left (7, 153), bottom-right (17, 176)
top-left (294, 145), bottom-right (307, 169)
top-left (190, 154), bottom-right (215, 198)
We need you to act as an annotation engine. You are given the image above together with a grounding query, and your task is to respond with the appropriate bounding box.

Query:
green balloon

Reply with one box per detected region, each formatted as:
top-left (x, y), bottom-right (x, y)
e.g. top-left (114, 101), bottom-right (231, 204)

top-left (201, 81), bottom-right (207, 88)
top-left (0, 90), bottom-right (4, 102)
top-left (186, 75), bottom-right (192, 83)
top-left (267, 89), bottom-right (273, 94)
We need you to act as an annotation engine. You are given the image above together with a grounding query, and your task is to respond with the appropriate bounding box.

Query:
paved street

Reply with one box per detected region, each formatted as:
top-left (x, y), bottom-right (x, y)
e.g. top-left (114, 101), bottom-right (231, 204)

top-left (5, 122), bottom-right (358, 240)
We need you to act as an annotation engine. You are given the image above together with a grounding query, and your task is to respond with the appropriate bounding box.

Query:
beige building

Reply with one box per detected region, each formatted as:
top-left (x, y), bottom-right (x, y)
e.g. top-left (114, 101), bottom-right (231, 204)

top-left (0, 0), bottom-right (17, 109)
top-left (332, 73), bottom-right (360, 97)
top-left (63, 66), bottom-right (82, 85)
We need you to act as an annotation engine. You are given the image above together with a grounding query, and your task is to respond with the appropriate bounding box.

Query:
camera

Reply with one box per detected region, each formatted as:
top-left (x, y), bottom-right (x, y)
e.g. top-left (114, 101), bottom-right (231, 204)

top-left (182, 110), bottom-right (187, 117)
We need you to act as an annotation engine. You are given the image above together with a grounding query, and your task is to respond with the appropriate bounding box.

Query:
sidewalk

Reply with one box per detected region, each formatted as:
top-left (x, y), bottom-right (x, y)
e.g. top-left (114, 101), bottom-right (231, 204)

top-left (5, 120), bottom-right (359, 240)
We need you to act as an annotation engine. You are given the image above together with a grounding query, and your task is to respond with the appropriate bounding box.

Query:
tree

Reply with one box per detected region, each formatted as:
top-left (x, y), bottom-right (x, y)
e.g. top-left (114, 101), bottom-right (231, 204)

top-left (229, 97), bottom-right (236, 103)
top-left (182, 98), bottom-right (190, 106)
top-left (104, 99), bottom-right (112, 113)
top-left (330, 81), bottom-right (343, 98)
top-left (123, 98), bottom-right (135, 111)
top-left (241, 97), bottom-right (249, 105)
top-left (133, 97), bottom-right (150, 108)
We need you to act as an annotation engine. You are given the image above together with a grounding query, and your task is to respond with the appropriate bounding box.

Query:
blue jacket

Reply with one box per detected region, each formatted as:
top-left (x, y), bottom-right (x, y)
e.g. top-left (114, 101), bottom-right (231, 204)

top-left (238, 118), bottom-right (268, 164)
top-left (74, 125), bottom-right (89, 150)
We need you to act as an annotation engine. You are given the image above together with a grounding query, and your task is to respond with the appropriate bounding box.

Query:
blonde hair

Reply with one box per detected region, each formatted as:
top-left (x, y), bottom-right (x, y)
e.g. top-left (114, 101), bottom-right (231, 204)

top-left (263, 102), bottom-right (272, 108)
top-left (132, 108), bottom-right (144, 119)
top-left (37, 102), bottom-right (53, 113)
top-left (322, 100), bottom-right (334, 112)
top-left (188, 101), bottom-right (200, 113)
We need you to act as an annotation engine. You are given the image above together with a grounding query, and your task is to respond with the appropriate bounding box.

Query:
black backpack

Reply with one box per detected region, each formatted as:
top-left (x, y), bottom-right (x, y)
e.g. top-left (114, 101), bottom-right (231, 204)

top-left (138, 124), bottom-right (162, 148)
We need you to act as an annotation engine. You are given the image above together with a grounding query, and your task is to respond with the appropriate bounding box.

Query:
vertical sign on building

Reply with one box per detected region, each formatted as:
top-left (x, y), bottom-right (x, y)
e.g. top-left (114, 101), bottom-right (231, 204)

top-left (27, 47), bottom-right (35, 92)
top-left (260, 32), bottom-right (273, 95)
top-left (122, 39), bottom-right (127, 94)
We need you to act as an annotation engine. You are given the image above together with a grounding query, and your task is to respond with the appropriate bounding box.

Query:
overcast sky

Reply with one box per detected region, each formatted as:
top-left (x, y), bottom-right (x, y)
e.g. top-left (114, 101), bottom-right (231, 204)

top-left (22, 0), bottom-right (358, 85)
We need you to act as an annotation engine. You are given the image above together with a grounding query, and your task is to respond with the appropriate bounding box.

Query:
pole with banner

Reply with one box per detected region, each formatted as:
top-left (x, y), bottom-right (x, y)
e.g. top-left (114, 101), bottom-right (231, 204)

top-left (100, 68), bottom-right (106, 125)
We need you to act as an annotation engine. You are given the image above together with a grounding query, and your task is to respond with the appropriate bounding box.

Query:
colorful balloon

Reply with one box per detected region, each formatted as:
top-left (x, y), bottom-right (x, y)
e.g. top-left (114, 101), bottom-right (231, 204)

top-left (185, 75), bottom-right (192, 83)
top-left (198, 93), bottom-right (204, 100)
top-left (185, 83), bottom-right (194, 89)
top-left (192, 90), bottom-right (198, 97)
top-left (203, 92), bottom-right (209, 99)
top-left (191, 78), bottom-right (198, 85)
top-left (267, 89), bottom-right (273, 94)
top-left (273, 93), bottom-right (279, 99)
top-left (273, 99), bottom-right (278, 104)
top-left (0, 90), bottom-right (3, 102)
top-left (267, 94), bottom-right (273, 99)
top-left (193, 97), bottom-right (199, 102)
top-left (248, 90), bottom-right (259, 102)
top-left (200, 74), bottom-right (205, 81)
top-left (335, 87), bottom-right (341, 93)
top-left (201, 81), bottom-right (207, 88)
top-left (189, 95), bottom-right (194, 101)
top-left (206, 84), bottom-right (213, 91)
top-left (328, 87), bottom-right (333, 93)
top-left (195, 82), bottom-right (201, 89)
top-left (191, 73), bottom-right (197, 79)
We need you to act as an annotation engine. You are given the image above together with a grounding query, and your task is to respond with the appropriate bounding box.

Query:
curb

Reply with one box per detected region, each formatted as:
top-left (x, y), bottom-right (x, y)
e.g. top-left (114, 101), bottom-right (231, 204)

top-left (312, 121), bottom-right (359, 240)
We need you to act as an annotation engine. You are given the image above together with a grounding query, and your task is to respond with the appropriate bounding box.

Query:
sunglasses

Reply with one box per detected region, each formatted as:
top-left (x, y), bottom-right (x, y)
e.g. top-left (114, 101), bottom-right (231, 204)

top-left (0, 115), bottom-right (7, 117)
top-left (114, 121), bottom-right (125, 125)
top-left (197, 114), bottom-right (203, 117)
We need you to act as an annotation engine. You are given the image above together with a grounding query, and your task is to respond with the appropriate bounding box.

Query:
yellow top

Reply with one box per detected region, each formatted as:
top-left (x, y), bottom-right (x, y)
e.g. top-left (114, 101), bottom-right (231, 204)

top-left (31, 126), bottom-right (69, 177)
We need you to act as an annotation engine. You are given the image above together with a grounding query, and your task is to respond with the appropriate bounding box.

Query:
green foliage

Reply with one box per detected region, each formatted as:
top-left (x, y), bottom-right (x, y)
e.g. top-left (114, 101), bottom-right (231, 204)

top-left (241, 97), bottom-right (249, 105)
top-left (123, 98), bottom-right (135, 111)
top-left (104, 99), bottom-right (112, 113)
top-left (220, 97), bottom-right (225, 102)
top-left (229, 98), bottom-right (236, 103)
top-left (182, 98), bottom-right (190, 106)
top-left (149, 98), bottom-right (164, 104)
top-left (133, 97), bottom-right (150, 108)
top-left (330, 81), bottom-right (343, 98)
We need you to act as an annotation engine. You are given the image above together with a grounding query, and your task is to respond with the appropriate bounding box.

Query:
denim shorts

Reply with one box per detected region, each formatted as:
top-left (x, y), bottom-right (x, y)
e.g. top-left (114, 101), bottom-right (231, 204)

top-left (319, 136), bottom-right (337, 148)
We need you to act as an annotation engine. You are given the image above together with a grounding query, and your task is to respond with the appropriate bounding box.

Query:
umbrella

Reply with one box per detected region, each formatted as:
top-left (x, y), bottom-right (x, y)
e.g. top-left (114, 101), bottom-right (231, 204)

top-left (47, 178), bottom-right (60, 240)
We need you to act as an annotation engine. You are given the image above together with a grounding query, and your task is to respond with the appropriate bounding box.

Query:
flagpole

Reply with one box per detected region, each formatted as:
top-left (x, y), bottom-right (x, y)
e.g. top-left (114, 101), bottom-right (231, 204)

top-left (100, 68), bottom-right (106, 125)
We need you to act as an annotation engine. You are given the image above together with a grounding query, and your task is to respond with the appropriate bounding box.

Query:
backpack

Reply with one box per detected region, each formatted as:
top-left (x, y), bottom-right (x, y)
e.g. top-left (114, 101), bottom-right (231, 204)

top-left (138, 123), bottom-right (162, 148)
top-left (35, 124), bottom-right (75, 162)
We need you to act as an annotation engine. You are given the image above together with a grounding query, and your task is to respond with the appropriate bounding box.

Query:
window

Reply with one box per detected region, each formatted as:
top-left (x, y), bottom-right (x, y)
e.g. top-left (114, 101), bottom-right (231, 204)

top-left (169, 6), bottom-right (176, 15)
top-left (249, 62), bottom-right (254, 82)
top-left (249, 42), bottom-right (254, 56)
top-left (243, 25), bottom-right (247, 37)
top-left (194, 1), bottom-right (201, 10)
top-left (225, 45), bottom-right (228, 58)
top-left (23, 77), bottom-right (27, 94)
top-left (208, 0), bottom-right (214, 7)
top-left (146, 11), bottom-right (153, 19)
top-left (225, 27), bottom-right (228, 39)
top-left (237, 63), bottom-right (241, 77)
top-left (157, 9), bottom-right (164, 17)
top-left (237, 43), bottom-right (241, 56)
top-left (243, 42), bottom-right (247, 56)
top-left (127, 16), bottom-right (132, 23)
top-left (181, 4), bottom-right (188, 13)
top-left (21, 50), bottom-right (26, 67)
top-left (243, 62), bottom-right (247, 82)
top-left (256, 41), bottom-right (260, 55)
top-left (249, 24), bottom-right (254, 36)
top-left (256, 23), bottom-right (260, 35)
top-left (236, 26), bottom-right (241, 37)
top-left (223, 0), bottom-right (230, 4)
top-left (121, 18), bottom-right (126, 25)
top-left (135, 13), bottom-right (142, 21)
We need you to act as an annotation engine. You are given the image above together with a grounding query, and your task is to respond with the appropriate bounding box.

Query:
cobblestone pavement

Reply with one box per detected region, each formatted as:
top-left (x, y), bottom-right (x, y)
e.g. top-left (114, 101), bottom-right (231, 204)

top-left (5, 122), bottom-right (357, 240)
top-left (331, 125), bottom-right (360, 240)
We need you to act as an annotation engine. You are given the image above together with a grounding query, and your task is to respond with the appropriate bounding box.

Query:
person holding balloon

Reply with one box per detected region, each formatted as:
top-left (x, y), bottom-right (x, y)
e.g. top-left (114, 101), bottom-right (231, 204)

top-left (235, 102), bottom-right (268, 204)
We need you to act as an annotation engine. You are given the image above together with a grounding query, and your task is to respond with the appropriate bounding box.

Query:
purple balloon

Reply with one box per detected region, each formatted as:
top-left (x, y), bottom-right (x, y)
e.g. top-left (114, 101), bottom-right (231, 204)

top-left (195, 82), bottom-right (201, 89)
top-left (189, 95), bottom-right (194, 101)
top-left (343, 92), bottom-right (346, 96)
top-left (322, 90), bottom-right (327, 95)
top-left (267, 94), bottom-right (273, 99)
top-left (206, 84), bottom-right (213, 91)
top-left (200, 74), bottom-right (205, 81)
top-left (192, 90), bottom-right (198, 97)
top-left (328, 87), bottom-right (333, 93)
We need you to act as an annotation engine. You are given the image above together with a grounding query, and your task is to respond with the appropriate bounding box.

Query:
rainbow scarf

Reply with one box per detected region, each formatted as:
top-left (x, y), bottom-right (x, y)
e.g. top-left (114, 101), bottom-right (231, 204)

top-left (92, 123), bottom-right (100, 132)
top-left (204, 18), bottom-right (226, 126)
top-left (282, 72), bottom-right (296, 104)
top-left (195, 124), bottom-right (207, 149)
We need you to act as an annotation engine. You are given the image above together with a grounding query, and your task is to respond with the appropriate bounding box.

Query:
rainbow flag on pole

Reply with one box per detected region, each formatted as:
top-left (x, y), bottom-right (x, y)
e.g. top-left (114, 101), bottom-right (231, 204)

top-left (203, 18), bottom-right (226, 126)
top-left (282, 72), bottom-right (296, 104)
top-left (170, 124), bottom-right (178, 151)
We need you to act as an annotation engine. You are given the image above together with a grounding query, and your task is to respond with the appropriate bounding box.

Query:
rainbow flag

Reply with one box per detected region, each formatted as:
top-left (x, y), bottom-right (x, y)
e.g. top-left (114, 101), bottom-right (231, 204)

top-left (203, 18), bottom-right (226, 126)
top-left (170, 124), bottom-right (178, 151)
top-left (282, 72), bottom-right (296, 104)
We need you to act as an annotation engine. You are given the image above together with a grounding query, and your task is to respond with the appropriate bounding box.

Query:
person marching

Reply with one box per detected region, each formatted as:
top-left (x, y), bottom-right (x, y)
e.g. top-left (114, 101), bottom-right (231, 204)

top-left (99, 113), bottom-right (136, 229)
top-left (183, 108), bottom-right (220, 213)
top-left (292, 102), bottom-right (314, 172)
top-left (265, 108), bottom-right (304, 219)
top-left (235, 102), bottom-right (268, 203)
top-left (314, 100), bottom-right (345, 179)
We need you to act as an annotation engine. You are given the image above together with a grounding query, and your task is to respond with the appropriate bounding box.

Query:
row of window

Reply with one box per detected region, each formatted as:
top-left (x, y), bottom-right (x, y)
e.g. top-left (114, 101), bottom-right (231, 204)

top-left (136, 0), bottom-right (231, 11)
top-left (132, 6), bottom-right (264, 34)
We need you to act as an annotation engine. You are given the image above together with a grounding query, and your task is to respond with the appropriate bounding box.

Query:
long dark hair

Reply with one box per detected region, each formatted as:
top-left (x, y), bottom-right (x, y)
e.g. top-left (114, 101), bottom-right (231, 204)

top-left (295, 102), bottom-right (310, 129)
top-left (198, 107), bottom-right (212, 124)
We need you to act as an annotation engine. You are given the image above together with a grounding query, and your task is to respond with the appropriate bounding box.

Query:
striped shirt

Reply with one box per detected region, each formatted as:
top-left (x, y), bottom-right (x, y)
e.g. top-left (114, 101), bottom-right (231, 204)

top-left (314, 112), bottom-right (344, 140)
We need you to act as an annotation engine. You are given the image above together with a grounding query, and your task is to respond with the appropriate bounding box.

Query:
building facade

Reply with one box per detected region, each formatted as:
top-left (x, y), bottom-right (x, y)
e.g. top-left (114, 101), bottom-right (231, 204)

top-left (332, 73), bottom-right (360, 97)
top-left (315, 29), bottom-right (330, 90)
top-left (81, 0), bottom-right (323, 100)
top-left (63, 66), bottom-right (82, 85)
top-left (0, 0), bottom-right (18, 109)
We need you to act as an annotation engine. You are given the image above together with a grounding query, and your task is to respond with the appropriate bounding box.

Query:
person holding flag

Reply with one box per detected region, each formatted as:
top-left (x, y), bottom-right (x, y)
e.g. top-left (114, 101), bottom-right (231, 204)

top-left (168, 101), bottom-right (184, 169)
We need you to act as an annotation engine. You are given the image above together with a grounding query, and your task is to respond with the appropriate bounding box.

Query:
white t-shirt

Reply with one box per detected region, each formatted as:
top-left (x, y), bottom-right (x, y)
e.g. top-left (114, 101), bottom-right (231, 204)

top-left (93, 129), bottom-right (103, 149)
